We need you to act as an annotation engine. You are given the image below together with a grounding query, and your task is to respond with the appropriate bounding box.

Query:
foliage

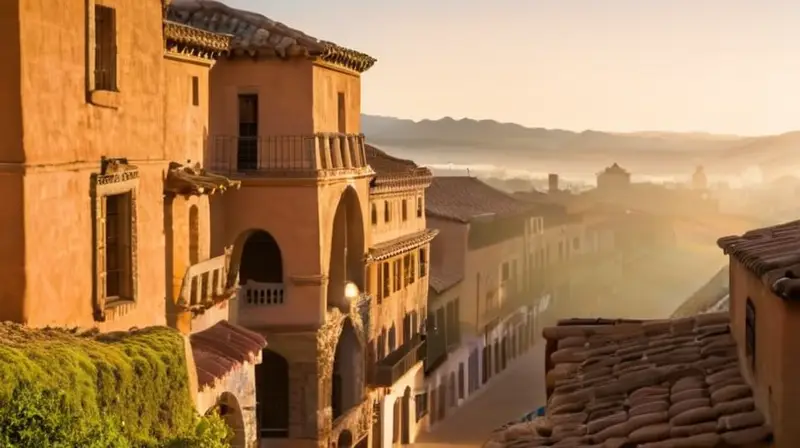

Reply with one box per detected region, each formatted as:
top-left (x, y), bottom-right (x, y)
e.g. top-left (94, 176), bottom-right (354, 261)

top-left (0, 324), bottom-right (230, 447)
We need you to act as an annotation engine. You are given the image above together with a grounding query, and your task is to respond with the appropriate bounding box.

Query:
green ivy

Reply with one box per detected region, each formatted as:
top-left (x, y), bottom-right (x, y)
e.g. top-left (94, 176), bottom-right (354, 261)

top-left (0, 324), bottom-right (231, 447)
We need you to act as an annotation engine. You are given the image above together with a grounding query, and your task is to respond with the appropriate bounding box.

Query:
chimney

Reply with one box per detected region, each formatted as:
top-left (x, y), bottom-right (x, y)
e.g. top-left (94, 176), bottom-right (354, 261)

top-left (548, 174), bottom-right (559, 193)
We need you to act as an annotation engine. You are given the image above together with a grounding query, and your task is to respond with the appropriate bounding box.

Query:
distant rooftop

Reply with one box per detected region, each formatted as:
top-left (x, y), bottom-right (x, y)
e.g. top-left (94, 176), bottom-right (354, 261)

top-left (426, 177), bottom-right (534, 223)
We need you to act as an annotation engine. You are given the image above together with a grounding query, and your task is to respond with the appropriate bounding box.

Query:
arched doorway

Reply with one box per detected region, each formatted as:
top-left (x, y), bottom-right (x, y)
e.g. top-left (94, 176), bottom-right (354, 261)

top-left (327, 187), bottom-right (365, 310)
top-left (338, 429), bottom-right (354, 448)
top-left (236, 230), bottom-right (284, 306)
top-left (332, 318), bottom-right (363, 420)
top-left (256, 349), bottom-right (289, 438)
top-left (213, 392), bottom-right (246, 448)
top-left (401, 386), bottom-right (411, 444)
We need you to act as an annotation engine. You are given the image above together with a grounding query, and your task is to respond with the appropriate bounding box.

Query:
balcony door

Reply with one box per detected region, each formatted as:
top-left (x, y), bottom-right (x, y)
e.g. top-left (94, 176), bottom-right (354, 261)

top-left (237, 94), bottom-right (258, 170)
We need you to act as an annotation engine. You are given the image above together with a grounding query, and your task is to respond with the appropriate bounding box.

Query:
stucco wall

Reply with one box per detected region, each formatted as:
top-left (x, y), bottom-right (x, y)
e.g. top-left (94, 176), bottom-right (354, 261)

top-left (370, 192), bottom-right (427, 246)
top-left (380, 363), bottom-right (424, 447)
top-left (209, 58), bottom-right (314, 137)
top-left (427, 217), bottom-right (468, 281)
top-left (728, 259), bottom-right (798, 445)
top-left (464, 234), bottom-right (525, 330)
top-left (312, 64), bottom-right (361, 133)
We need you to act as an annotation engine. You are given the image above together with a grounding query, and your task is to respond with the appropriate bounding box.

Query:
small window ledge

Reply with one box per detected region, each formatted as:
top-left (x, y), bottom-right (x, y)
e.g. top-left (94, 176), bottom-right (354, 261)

top-left (90, 90), bottom-right (120, 109)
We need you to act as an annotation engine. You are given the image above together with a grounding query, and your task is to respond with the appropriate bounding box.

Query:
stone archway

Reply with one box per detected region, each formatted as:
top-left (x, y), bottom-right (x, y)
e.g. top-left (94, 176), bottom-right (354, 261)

top-left (332, 317), bottom-right (364, 420)
top-left (327, 187), bottom-right (366, 310)
top-left (213, 392), bottom-right (246, 448)
top-left (231, 229), bottom-right (284, 306)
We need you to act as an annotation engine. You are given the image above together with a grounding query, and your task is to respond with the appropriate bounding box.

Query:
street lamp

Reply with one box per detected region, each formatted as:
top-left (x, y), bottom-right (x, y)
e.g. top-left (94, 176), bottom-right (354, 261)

top-left (344, 282), bottom-right (360, 301)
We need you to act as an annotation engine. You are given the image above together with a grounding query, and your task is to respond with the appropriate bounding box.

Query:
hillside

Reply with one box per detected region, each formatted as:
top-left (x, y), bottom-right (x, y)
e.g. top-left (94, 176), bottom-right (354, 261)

top-left (361, 114), bottom-right (800, 177)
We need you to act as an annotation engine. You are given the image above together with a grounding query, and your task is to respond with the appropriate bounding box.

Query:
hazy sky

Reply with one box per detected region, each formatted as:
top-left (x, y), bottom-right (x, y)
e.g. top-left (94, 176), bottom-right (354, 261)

top-left (223, 0), bottom-right (799, 135)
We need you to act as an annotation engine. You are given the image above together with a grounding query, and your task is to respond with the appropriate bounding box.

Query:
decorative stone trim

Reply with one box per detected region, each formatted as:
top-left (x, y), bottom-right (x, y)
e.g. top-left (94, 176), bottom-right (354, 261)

top-left (90, 157), bottom-right (139, 322)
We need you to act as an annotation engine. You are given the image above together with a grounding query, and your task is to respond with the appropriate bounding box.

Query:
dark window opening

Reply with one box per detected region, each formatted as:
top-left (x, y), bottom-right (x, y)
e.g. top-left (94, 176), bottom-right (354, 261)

top-left (105, 192), bottom-right (132, 300)
top-left (237, 94), bottom-right (258, 170)
top-left (416, 197), bottom-right (423, 218)
top-left (191, 76), bottom-right (199, 106)
top-left (94, 5), bottom-right (117, 91)
top-left (402, 199), bottom-right (408, 221)
top-left (384, 201), bottom-right (391, 222)
top-left (419, 248), bottom-right (428, 278)
top-left (371, 203), bottom-right (377, 225)
top-left (337, 92), bottom-right (346, 133)
top-left (745, 298), bottom-right (756, 370)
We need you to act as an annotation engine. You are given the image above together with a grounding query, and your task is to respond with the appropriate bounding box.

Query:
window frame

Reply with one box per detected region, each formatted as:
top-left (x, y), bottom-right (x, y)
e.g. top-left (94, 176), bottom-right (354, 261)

top-left (91, 159), bottom-right (139, 322)
top-left (745, 297), bottom-right (756, 371)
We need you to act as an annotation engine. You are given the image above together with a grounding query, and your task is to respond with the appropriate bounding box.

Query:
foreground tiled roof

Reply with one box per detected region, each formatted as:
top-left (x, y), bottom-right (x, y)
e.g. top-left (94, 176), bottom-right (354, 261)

top-left (190, 320), bottom-right (267, 389)
top-left (718, 219), bottom-right (800, 300)
top-left (163, 20), bottom-right (232, 57)
top-left (426, 177), bottom-right (535, 223)
top-left (167, 0), bottom-right (376, 72)
top-left (496, 313), bottom-right (771, 447)
top-left (367, 228), bottom-right (439, 261)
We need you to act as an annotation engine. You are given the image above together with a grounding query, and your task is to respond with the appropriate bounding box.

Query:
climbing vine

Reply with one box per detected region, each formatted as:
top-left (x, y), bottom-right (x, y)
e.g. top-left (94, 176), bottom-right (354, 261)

top-left (0, 324), bottom-right (230, 447)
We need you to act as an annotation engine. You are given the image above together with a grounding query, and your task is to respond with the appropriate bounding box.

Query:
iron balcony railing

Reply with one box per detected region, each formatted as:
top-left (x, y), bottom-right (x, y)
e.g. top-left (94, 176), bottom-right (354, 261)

top-left (206, 133), bottom-right (371, 177)
top-left (371, 334), bottom-right (426, 387)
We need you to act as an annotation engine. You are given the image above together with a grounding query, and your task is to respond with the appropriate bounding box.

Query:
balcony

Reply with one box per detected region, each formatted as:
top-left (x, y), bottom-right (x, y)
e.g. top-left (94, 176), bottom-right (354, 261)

top-left (207, 133), bottom-right (373, 178)
top-left (177, 249), bottom-right (236, 311)
top-left (371, 334), bottom-right (426, 387)
top-left (239, 280), bottom-right (285, 306)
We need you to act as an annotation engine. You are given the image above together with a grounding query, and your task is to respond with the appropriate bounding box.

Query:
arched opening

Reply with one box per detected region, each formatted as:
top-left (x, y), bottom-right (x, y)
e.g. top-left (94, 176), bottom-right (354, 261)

top-left (332, 318), bottom-right (363, 420)
top-left (256, 349), bottom-right (289, 438)
top-left (401, 386), bottom-right (411, 444)
top-left (327, 187), bottom-right (365, 310)
top-left (212, 392), bottom-right (246, 448)
top-left (189, 205), bottom-right (200, 265)
top-left (237, 230), bottom-right (284, 306)
top-left (338, 430), bottom-right (354, 448)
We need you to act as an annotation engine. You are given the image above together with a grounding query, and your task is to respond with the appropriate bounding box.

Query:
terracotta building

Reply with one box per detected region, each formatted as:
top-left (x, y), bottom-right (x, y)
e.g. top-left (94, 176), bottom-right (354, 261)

top-left (0, 0), bottom-right (266, 446)
top-left (167, 1), bottom-right (380, 447)
top-left (363, 145), bottom-right (437, 446)
top-left (423, 177), bottom-right (541, 427)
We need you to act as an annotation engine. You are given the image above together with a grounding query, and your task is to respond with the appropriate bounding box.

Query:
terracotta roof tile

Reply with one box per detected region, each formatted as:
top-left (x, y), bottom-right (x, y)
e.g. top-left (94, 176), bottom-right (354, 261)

top-left (365, 145), bottom-right (433, 189)
top-left (429, 272), bottom-right (463, 295)
top-left (190, 320), bottom-right (266, 389)
top-left (426, 177), bottom-right (536, 223)
top-left (167, 0), bottom-right (376, 72)
top-left (163, 20), bottom-right (232, 55)
top-left (368, 228), bottom-right (438, 261)
top-left (494, 313), bottom-right (772, 447)
top-left (718, 219), bottom-right (800, 300)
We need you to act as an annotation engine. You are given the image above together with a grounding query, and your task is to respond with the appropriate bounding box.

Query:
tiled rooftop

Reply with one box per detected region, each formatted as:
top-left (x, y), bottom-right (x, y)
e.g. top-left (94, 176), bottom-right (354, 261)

top-left (190, 320), bottom-right (267, 388)
top-left (167, 0), bottom-right (376, 72)
top-left (365, 145), bottom-right (433, 188)
top-left (493, 313), bottom-right (771, 447)
top-left (718, 219), bottom-right (800, 300)
top-left (426, 177), bottom-right (535, 223)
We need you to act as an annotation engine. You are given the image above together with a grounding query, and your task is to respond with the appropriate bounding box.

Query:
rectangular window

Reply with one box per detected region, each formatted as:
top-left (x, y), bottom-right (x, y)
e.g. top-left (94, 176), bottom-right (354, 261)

top-left (191, 76), bottom-right (199, 106)
top-left (403, 254), bottom-right (411, 288)
top-left (409, 254), bottom-right (416, 284)
top-left (416, 197), bottom-right (423, 218)
top-left (501, 262), bottom-right (510, 281)
top-left (104, 192), bottom-right (133, 299)
top-left (94, 5), bottom-right (117, 91)
top-left (237, 94), bottom-right (258, 170)
top-left (371, 203), bottom-right (377, 225)
top-left (419, 248), bottom-right (428, 278)
top-left (402, 199), bottom-right (408, 221)
top-left (382, 262), bottom-right (391, 299)
top-left (384, 201), bottom-right (391, 223)
top-left (393, 259), bottom-right (402, 292)
top-left (415, 393), bottom-right (428, 421)
top-left (337, 92), bottom-right (346, 133)
top-left (745, 298), bottom-right (756, 370)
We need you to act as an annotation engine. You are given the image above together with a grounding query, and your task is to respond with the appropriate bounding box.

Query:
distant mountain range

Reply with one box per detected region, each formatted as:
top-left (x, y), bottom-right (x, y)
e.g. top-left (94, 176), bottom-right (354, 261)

top-left (361, 114), bottom-right (800, 176)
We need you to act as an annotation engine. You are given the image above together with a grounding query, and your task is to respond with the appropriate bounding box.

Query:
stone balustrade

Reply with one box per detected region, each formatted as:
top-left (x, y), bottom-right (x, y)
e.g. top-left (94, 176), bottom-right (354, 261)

top-left (240, 280), bottom-right (285, 306)
top-left (178, 250), bottom-right (234, 309)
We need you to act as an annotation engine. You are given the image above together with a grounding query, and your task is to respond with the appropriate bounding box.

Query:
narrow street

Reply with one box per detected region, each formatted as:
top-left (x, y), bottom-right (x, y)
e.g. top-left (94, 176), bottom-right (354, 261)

top-left (413, 343), bottom-right (547, 448)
